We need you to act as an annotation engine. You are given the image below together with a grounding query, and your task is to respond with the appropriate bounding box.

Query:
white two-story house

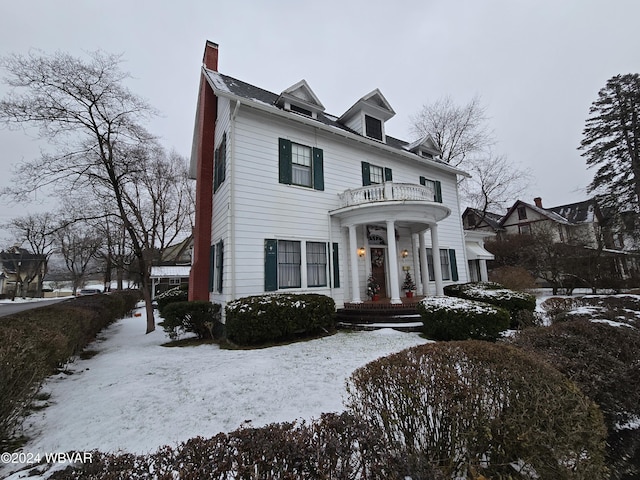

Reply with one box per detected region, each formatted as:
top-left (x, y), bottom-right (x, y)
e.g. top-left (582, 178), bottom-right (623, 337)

top-left (189, 41), bottom-right (470, 314)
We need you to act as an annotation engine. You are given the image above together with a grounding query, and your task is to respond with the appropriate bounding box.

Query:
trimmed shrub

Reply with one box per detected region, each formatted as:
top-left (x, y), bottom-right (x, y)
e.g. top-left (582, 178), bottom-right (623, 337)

top-left (346, 341), bottom-right (607, 480)
top-left (0, 291), bottom-right (140, 449)
top-left (161, 301), bottom-right (222, 340)
top-left (154, 286), bottom-right (188, 314)
top-left (417, 296), bottom-right (509, 341)
top-left (445, 281), bottom-right (537, 328)
top-left (48, 412), bottom-right (445, 479)
top-left (225, 294), bottom-right (335, 346)
top-left (507, 319), bottom-right (640, 480)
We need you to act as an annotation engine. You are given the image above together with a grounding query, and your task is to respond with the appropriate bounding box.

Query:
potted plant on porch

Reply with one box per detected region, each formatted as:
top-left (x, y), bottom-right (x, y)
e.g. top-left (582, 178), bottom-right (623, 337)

top-left (402, 271), bottom-right (416, 298)
top-left (367, 274), bottom-right (381, 301)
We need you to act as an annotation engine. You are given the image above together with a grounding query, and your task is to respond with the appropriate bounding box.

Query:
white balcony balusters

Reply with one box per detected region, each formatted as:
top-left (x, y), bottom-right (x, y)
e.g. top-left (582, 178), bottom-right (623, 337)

top-left (338, 182), bottom-right (435, 208)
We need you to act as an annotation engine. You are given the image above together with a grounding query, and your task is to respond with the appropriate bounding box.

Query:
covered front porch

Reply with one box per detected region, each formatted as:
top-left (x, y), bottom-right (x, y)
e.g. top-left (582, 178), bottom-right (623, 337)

top-left (330, 182), bottom-right (452, 306)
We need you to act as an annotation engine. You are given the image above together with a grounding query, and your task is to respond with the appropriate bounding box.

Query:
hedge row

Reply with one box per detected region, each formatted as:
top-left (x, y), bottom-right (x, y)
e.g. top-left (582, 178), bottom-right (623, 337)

top-left (444, 281), bottom-right (537, 328)
top-left (161, 300), bottom-right (222, 340)
top-left (48, 412), bottom-right (445, 480)
top-left (0, 291), bottom-right (141, 450)
top-left (225, 294), bottom-right (336, 346)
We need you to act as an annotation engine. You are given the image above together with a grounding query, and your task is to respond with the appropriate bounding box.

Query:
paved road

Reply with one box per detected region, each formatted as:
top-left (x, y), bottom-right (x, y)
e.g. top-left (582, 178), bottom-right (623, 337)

top-left (0, 297), bottom-right (71, 318)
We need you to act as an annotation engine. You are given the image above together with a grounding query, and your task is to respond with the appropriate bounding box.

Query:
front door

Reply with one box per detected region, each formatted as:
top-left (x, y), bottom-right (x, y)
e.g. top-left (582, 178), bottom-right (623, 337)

top-left (370, 247), bottom-right (387, 298)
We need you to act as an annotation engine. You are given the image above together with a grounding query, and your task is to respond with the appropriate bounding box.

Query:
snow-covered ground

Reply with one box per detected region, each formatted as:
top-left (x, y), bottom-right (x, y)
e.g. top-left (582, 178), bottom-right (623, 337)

top-left (2, 306), bottom-right (429, 478)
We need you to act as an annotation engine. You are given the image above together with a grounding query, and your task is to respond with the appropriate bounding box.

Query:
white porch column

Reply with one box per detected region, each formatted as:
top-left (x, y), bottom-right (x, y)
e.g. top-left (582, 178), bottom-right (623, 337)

top-left (411, 233), bottom-right (421, 294)
top-left (419, 230), bottom-right (429, 296)
top-left (386, 220), bottom-right (402, 304)
top-left (348, 225), bottom-right (362, 303)
top-left (480, 259), bottom-right (489, 282)
top-left (431, 223), bottom-right (444, 296)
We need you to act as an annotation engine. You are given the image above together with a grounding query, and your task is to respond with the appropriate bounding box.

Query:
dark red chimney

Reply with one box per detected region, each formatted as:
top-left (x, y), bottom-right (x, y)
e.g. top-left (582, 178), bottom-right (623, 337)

top-left (189, 41), bottom-right (219, 301)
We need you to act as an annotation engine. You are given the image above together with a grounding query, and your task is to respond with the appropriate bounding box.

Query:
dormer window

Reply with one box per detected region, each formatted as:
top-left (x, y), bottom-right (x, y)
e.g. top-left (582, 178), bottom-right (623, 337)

top-left (365, 115), bottom-right (383, 141)
top-left (289, 104), bottom-right (313, 117)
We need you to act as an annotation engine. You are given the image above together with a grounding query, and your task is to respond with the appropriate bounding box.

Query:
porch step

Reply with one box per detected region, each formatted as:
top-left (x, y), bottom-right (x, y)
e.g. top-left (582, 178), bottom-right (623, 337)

top-left (336, 306), bottom-right (424, 332)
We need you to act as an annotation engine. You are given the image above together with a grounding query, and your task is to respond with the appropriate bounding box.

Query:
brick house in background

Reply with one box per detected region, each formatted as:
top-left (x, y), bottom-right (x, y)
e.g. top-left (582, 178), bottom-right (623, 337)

top-left (188, 41), bottom-right (475, 316)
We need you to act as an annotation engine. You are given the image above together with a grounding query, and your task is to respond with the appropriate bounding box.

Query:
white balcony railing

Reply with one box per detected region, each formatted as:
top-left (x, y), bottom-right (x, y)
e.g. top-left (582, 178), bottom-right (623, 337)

top-left (337, 182), bottom-right (436, 208)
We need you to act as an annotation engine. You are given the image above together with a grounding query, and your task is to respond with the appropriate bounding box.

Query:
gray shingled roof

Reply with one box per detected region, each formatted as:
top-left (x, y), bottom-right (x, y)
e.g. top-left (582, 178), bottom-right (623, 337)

top-left (547, 199), bottom-right (598, 224)
top-left (203, 69), bottom-right (454, 168)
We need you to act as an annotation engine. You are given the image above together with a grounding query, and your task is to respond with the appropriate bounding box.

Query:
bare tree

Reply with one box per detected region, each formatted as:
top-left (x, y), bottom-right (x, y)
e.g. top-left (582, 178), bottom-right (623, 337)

top-left (54, 221), bottom-right (103, 295)
top-left (0, 50), bottom-right (160, 332)
top-left (410, 95), bottom-right (492, 167)
top-left (410, 95), bottom-right (530, 218)
top-left (461, 152), bottom-right (531, 222)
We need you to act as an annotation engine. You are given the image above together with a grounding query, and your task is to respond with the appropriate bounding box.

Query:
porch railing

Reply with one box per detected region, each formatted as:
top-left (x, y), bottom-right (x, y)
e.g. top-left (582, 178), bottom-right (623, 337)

top-left (338, 182), bottom-right (435, 208)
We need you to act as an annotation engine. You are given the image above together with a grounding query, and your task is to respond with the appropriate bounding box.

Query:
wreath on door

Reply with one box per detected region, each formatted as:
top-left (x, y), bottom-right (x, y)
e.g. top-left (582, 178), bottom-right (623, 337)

top-left (372, 250), bottom-right (384, 267)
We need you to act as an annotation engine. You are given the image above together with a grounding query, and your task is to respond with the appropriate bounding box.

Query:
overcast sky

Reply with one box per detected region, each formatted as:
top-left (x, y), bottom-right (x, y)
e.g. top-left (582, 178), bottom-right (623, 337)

top-left (0, 0), bottom-right (638, 229)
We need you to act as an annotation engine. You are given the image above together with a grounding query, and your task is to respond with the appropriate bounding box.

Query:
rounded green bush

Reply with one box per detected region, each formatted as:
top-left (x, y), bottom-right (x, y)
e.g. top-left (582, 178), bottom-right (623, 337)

top-left (225, 294), bottom-right (335, 346)
top-left (417, 296), bottom-right (509, 341)
top-left (346, 341), bottom-right (607, 479)
top-left (445, 281), bottom-right (537, 328)
top-left (161, 301), bottom-right (222, 340)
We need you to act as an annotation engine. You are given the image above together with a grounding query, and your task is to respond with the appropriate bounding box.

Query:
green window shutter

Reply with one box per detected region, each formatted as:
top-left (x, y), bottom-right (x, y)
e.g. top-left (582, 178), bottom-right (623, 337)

top-left (209, 244), bottom-right (215, 292)
top-left (265, 239), bottom-right (278, 291)
top-left (361, 161), bottom-right (371, 186)
top-left (213, 148), bottom-right (219, 193)
top-left (435, 181), bottom-right (443, 203)
top-left (216, 240), bottom-right (224, 293)
top-left (332, 242), bottom-right (340, 288)
top-left (278, 138), bottom-right (292, 185)
top-left (419, 176), bottom-right (426, 186)
top-left (449, 249), bottom-right (458, 281)
top-left (312, 147), bottom-right (324, 191)
top-left (384, 167), bottom-right (393, 182)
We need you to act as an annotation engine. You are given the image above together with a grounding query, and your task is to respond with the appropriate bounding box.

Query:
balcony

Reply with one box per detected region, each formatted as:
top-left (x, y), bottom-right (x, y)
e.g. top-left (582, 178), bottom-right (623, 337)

top-left (331, 182), bottom-right (451, 228)
top-left (338, 182), bottom-right (435, 208)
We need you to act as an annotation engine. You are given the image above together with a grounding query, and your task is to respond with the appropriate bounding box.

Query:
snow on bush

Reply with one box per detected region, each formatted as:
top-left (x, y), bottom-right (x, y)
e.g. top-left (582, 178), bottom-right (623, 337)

top-left (417, 295), bottom-right (509, 341)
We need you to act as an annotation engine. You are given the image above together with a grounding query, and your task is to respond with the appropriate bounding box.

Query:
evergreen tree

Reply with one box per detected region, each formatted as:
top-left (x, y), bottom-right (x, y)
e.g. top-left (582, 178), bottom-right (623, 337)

top-left (579, 74), bottom-right (640, 218)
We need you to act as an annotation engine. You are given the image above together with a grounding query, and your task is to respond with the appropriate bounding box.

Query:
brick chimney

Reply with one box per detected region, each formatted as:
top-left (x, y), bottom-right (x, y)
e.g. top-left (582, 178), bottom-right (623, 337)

top-left (190, 41), bottom-right (219, 301)
top-left (203, 40), bottom-right (219, 71)
top-left (534, 197), bottom-right (543, 208)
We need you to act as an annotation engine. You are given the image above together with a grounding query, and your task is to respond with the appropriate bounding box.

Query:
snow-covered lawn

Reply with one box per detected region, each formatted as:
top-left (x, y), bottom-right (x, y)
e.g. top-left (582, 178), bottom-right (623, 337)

top-left (3, 306), bottom-right (428, 477)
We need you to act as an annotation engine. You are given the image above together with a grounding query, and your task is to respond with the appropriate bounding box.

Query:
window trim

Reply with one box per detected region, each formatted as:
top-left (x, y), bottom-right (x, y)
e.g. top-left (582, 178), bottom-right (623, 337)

top-left (517, 206), bottom-right (528, 220)
top-left (364, 114), bottom-right (383, 141)
top-left (278, 138), bottom-right (324, 191)
top-left (426, 247), bottom-right (458, 282)
top-left (265, 239), bottom-right (333, 291)
top-left (214, 133), bottom-right (226, 193)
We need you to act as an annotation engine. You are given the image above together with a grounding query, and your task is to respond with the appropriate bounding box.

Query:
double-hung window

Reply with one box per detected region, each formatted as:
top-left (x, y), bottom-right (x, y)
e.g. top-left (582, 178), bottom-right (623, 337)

top-left (291, 143), bottom-right (312, 187)
top-left (419, 176), bottom-right (443, 203)
top-left (361, 161), bottom-right (392, 186)
top-left (214, 134), bottom-right (226, 193)
top-left (278, 240), bottom-right (301, 288)
top-left (426, 248), bottom-right (458, 282)
top-left (278, 138), bottom-right (324, 190)
top-left (306, 242), bottom-right (327, 287)
top-left (265, 240), bottom-right (338, 291)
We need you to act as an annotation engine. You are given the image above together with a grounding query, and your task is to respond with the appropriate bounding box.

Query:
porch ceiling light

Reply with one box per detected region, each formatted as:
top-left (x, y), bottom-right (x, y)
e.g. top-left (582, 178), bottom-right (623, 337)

top-left (357, 247), bottom-right (366, 258)
top-left (401, 249), bottom-right (409, 258)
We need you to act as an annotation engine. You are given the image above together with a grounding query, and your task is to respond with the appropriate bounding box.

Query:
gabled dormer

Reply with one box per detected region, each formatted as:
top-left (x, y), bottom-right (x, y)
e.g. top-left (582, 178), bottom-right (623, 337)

top-left (404, 134), bottom-right (442, 160)
top-left (338, 89), bottom-right (395, 142)
top-left (275, 80), bottom-right (325, 119)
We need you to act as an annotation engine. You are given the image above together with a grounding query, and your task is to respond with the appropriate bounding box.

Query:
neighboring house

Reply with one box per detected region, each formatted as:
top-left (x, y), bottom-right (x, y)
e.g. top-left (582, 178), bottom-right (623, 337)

top-left (462, 207), bottom-right (504, 234)
top-left (189, 41), bottom-right (472, 314)
top-left (150, 235), bottom-right (193, 298)
top-left (498, 196), bottom-right (638, 281)
top-left (0, 246), bottom-right (47, 298)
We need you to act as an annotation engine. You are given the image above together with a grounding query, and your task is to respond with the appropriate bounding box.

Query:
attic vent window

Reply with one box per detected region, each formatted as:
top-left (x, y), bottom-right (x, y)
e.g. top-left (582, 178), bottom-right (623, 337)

top-left (289, 104), bottom-right (313, 117)
top-left (365, 115), bottom-right (383, 141)
top-left (421, 151), bottom-right (434, 159)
